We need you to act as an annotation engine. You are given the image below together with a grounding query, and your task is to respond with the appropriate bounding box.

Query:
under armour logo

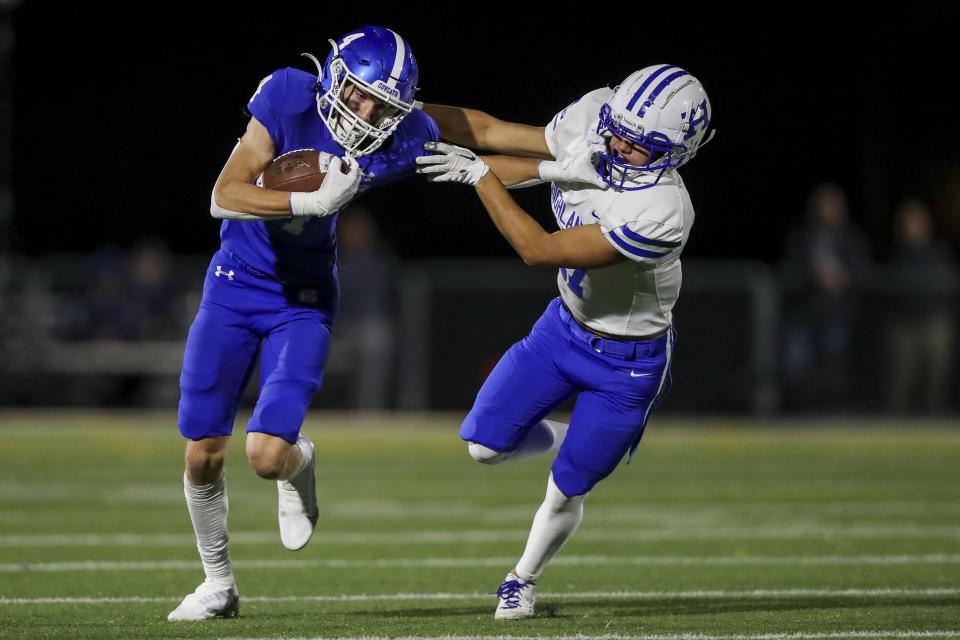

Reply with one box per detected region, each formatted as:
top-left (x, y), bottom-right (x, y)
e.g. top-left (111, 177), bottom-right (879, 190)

top-left (215, 266), bottom-right (235, 280)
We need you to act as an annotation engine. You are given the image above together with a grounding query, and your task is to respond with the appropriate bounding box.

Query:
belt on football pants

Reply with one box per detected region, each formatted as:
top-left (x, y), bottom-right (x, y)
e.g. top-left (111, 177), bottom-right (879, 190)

top-left (559, 300), bottom-right (669, 361)
top-left (229, 251), bottom-right (276, 280)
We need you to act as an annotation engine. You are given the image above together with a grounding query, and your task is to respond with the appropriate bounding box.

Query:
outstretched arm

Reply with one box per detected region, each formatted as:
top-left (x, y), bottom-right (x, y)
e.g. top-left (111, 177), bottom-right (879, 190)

top-left (473, 171), bottom-right (623, 269)
top-left (422, 104), bottom-right (553, 159)
top-left (415, 144), bottom-right (622, 269)
top-left (482, 156), bottom-right (542, 188)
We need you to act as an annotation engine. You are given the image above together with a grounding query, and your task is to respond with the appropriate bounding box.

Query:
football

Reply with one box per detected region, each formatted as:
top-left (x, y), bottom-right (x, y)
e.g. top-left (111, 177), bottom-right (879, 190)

top-left (260, 149), bottom-right (333, 192)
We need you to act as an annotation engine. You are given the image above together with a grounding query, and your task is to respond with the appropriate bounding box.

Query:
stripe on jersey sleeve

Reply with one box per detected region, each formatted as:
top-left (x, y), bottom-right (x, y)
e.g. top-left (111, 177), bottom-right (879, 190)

top-left (618, 225), bottom-right (682, 248)
top-left (605, 223), bottom-right (682, 262)
top-left (607, 228), bottom-right (671, 259)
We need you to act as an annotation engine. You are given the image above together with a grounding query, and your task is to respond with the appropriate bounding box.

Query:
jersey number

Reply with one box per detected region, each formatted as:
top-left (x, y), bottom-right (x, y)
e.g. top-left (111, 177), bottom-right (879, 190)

top-left (561, 268), bottom-right (586, 298)
top-left (282, 217), bottom-right (308, 236)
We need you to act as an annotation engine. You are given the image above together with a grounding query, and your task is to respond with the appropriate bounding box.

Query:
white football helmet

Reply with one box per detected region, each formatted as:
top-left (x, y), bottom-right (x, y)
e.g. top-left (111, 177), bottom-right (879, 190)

top-left (596, 64), bottom-right (713, 190)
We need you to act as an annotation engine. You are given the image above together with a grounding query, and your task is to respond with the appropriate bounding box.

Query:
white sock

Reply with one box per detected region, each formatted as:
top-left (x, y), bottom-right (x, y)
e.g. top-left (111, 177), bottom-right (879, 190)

top-left (514, 474), bottom-right (585, 582)
top-left (183, 472), bottom-right (235, 587)
top-left (507, 419), bottom-right (570, 462)
top-left (281, 436), bottom-right (311, 481)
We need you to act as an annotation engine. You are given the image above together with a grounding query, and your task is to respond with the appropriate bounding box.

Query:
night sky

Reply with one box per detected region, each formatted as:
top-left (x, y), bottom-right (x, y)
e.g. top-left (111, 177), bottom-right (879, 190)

top-left (8, 3), bottom-right (959, 262)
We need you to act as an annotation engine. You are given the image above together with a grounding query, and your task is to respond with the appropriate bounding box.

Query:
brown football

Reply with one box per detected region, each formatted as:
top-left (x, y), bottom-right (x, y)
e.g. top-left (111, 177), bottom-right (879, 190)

top-left (261, 149), bottom-right (327, 192)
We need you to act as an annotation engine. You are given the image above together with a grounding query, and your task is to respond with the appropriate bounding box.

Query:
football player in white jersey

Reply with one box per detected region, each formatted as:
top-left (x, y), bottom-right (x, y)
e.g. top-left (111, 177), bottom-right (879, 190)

top-left (416, 65), bottom-right (713, 620)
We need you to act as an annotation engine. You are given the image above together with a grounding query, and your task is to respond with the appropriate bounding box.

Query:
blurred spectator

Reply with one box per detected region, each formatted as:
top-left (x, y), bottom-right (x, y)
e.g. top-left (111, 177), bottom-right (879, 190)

top-left (334, 206), bottom-right (397, 410)
top-left (782, 182), bottom-right (872, 412)
top-left (56, 240), bottom-right (179, 341)
top-left (125, 239), bottom-right (180, 340)
top-left (43, 240), bottom-right (182, 406)
top-left (884, 199), bottom-right (958, 415)
top-left (55, 246), bottom-right (128, 341)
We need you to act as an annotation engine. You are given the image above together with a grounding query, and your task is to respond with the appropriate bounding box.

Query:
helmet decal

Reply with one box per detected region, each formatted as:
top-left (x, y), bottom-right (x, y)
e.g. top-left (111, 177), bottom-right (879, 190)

top-left (625, 65), bottom-right (676, 112)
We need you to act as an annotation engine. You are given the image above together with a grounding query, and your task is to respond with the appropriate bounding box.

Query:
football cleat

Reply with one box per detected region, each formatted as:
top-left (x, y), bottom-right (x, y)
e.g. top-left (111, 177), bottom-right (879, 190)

top-left (167, 580), bottom-right (239, 621)
top-left (494, 572), bottom-right (536, 620)
top-left (278, 435), bottom-right (318, 551)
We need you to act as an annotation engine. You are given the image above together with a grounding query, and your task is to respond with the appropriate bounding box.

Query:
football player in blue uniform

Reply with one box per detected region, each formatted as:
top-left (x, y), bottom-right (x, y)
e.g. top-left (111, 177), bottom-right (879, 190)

top-left (417, 65), bottom-right (712, 620)
top-left (167, 26), bottom-right (439, 621)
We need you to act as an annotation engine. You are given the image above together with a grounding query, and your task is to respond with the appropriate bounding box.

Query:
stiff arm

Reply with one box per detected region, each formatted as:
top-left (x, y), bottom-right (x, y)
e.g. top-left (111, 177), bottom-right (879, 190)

top-left (416, 103), bottom-right (623, 269)
top-left (473, 170), bottom-right (623, 269)
top-left (422, 104), bottom-right (554, 187)
top-left (422, 104), bottom-right (553, 158)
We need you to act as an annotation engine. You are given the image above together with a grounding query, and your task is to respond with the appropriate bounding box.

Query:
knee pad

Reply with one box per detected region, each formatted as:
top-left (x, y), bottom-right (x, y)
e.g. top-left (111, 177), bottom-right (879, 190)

top-left (467, 442), bottom-right (511, 465)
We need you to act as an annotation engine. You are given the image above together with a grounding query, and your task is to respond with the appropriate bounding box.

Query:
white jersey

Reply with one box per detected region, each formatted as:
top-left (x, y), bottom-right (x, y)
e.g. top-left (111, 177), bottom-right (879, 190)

top-left (544, 88), bottom-right (696, 337)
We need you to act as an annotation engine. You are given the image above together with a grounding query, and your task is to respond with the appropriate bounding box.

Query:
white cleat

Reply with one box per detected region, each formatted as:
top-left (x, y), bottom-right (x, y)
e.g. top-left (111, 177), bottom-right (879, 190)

top-left (494, 572), bottom-right (536, 620)
top-left (167, 580), bottom-right (239, 621)
top-left (278, 435), bottom-right (318, 551)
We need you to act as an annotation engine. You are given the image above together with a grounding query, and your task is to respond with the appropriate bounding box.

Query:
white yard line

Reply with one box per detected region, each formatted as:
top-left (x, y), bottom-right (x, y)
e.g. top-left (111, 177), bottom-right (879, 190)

top-left (1, 525), bottom-right (959, 548)
top-left (4, 482), bottom-right (958, 513)
top-left (0, 531), bottom-right (264, 547)
top-left (220, 633), bottom-right (960, 640)
top-left (2, 554), bottom-right (960, 573)
top-left (219, 633), bottom-right (960, 640)
top-left (1, 588), bottom-right (958, 605)
top-left (4, 490), bottom-right (959, 516)
top-left (574, 526), bottom-right (960, 541)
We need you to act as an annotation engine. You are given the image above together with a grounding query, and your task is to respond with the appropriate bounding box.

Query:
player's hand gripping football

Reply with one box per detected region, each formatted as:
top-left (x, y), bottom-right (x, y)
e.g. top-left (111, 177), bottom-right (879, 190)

top-left (415, 142), bottom-right (490, 186)
top-left (536, 131), bottom-right (608, 188)
top-left (289, 154), bottom-right (361, 217)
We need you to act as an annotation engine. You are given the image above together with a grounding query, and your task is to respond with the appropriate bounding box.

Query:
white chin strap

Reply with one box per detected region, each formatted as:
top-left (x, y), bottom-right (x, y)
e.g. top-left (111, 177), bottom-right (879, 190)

top-left (685, 128), bottom-right (716, 162)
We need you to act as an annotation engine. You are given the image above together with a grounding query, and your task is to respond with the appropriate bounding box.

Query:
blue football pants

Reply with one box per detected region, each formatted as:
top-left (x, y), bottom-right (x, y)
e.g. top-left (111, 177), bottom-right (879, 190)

top-left (178, 254), bottom-right (332, 444)
top-left (460, 298), bottom-right (673, 497)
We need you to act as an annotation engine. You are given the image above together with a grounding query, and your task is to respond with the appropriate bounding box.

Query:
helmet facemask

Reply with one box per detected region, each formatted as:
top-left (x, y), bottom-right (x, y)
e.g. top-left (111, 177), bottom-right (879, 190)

top-left (306, 42), bottom-right (415, 157)
top-left (595, 104), bottom-right (686, 191)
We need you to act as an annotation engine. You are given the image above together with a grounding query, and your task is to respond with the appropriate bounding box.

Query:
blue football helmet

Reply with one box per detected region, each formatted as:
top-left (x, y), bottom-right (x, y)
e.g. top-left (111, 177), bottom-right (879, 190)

top-left (596, 64), bottom-right (714, 190)
top-left (303, 26), bottom-right (419, 157)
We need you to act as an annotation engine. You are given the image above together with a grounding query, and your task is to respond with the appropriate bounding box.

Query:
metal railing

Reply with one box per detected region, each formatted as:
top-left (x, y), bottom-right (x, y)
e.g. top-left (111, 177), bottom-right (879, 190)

top-left (0, 255), bottom-right (956, 415)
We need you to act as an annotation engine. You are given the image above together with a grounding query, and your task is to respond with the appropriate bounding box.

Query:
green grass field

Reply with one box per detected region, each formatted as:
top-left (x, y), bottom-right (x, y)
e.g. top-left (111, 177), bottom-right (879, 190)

top-left (0, 411), bottom-right (958, 639)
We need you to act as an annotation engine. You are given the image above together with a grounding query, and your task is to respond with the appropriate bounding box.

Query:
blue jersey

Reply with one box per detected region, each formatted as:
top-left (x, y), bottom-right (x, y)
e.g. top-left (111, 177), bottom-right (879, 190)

top-left (218, 67), bottom-right (439, 316)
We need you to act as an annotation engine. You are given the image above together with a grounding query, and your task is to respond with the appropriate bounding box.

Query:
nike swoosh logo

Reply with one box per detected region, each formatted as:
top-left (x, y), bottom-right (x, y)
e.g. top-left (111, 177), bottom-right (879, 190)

top-left (630, 371), bottom-right (654, 378)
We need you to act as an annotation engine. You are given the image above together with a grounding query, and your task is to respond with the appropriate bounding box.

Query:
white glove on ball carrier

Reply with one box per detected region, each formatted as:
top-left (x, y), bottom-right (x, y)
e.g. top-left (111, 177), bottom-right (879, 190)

top-left (289, 154), bottom-right (361, 217)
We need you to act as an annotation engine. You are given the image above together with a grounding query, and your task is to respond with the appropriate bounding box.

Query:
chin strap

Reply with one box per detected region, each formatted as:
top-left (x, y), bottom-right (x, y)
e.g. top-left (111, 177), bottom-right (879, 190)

top-left (693, 129), bottom-right (717, 154)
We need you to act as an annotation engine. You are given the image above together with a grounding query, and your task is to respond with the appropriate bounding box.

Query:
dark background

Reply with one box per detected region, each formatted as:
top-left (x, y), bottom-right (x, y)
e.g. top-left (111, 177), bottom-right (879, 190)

top-left (7, 2), bottom-right (959, 263)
